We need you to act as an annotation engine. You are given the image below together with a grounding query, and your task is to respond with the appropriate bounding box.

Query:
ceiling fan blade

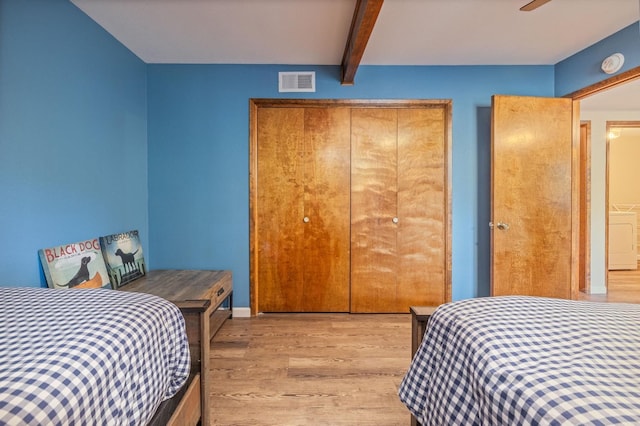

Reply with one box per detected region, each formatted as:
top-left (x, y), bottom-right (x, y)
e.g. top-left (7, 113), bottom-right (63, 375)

top-left (520, 0), bottom-right (552, 11)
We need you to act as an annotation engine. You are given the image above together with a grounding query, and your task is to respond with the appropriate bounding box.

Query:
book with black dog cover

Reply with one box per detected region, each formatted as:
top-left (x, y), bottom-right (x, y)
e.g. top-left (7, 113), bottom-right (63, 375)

top-left (39, 238), bottom-right (113, 289)
top-left (99, 229), bottom-right (146, 288)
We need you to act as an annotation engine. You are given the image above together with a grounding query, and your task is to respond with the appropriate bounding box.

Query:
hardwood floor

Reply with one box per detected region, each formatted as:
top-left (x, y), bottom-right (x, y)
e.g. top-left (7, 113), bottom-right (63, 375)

top-left (210, 263), bottom-right (640, 425)
top-left (210, 313), bottom-right (412, 426)
top-left (580, 261), bottom-right (640, 303)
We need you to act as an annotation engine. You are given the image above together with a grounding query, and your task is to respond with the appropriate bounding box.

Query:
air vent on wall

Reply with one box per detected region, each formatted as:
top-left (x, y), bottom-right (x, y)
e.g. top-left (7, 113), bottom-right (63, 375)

top-left (279, 71), bottom-right (316, 92)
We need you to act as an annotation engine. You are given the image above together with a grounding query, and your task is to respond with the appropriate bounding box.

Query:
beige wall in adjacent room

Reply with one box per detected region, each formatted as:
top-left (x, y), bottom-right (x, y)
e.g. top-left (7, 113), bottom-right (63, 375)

top-left (609, 127), bottom-right (640, 257)
top-left (609, 128), bottom-right (640, 205)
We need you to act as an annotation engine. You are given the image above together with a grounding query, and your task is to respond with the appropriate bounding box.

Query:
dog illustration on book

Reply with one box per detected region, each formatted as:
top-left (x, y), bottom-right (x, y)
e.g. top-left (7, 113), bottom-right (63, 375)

top-left (64, 256), bottom-right (103, 288)
top-left (65, 256), bottom-right (91, 287)
top-left (115, 248), bottom-right (139, 273)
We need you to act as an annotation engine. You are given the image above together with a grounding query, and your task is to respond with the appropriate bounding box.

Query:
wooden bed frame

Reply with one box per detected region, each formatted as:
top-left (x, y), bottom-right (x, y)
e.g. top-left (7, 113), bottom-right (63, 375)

top-left (409, 306), bottom-right (438, 426)
top-left (148, 300), bottom-right (210, 426)
top-left (123, 269), bottom-right (234, 425)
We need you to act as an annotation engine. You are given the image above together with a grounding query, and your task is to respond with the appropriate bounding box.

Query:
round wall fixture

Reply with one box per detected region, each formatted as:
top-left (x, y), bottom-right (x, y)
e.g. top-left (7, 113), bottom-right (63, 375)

top-left (601, 53), bottom-right (625, 74)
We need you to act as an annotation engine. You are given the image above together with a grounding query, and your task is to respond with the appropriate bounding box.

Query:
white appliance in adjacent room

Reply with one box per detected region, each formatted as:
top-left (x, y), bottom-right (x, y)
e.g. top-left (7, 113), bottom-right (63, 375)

top-left (608, 211), bottom-right (638, 270)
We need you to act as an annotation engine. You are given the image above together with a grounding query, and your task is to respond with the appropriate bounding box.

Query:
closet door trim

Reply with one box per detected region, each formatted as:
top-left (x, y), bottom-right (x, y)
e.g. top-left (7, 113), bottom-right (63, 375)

top-left (250, 98), bottom-right (452, 315)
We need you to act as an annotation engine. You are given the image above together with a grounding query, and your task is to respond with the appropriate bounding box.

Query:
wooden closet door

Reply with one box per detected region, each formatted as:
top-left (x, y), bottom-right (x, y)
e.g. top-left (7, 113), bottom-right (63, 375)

top-left (257, 107), bottom-right (351, 312)
top-left (396, 108), bottom-right (447, 308)
top-left (257, 108), bottom-right (306, 311)
top-left (302, 108), bottom-right (351, 312)
top-left (351, 108), bottom-right (398, 312)
top-left (251, 99), bottom-right (451, 315)
top-left (351, 107), bottom-right (448, 313)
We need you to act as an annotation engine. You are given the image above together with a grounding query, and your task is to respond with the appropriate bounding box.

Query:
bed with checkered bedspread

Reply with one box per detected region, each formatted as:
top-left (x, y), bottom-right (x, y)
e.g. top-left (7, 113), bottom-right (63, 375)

top-left (399, 296), bottom-right (640, 425)
top-left (0, 287), bottom-right (190, 425)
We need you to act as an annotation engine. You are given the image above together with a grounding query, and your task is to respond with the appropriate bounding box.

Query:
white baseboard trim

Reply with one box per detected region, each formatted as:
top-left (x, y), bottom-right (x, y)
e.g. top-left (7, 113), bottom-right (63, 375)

top-left (232, 307), bottom-right (251, 318)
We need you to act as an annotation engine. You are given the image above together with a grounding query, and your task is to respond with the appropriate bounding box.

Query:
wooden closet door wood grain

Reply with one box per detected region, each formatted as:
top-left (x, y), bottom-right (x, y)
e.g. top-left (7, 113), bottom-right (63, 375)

top-left (257, 108), bottom-right (306, 312)
top-left (251, 99), bottom-right (452, 315)
top-left (396, 108), bottom-right (447, 309)
top-left (302, 108), bottom-right (351, 312)
top-left (257, 106), bottom-right (351, 312)
top-left (351, 108), bottom-right (398, 313)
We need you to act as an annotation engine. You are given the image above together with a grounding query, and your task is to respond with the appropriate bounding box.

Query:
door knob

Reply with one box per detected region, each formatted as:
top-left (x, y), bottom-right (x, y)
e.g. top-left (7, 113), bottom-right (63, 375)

top-left (392, 217), bottom-right (399, 224)
top-left (496, 222), bottom-right (509, 230)
top-left (489, 222), bottom-right (510, 230)
top-left (303, 216), bottom-right (310, 223)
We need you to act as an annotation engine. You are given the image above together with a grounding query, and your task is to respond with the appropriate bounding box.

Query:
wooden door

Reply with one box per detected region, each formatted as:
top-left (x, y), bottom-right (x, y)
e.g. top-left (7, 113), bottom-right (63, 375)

top-left (351, 107), bottom-right (449, 312)
top-left (491, 95), bottom-right (579, 299)
top-left (256, 107), bottom-right (305, 311)
top-left (255, 106), bottom-right (350, 312)
top-left (351, 108), bottom-right (398, 312)
top-left (251, 99), bottom-right (451, 315)
top-left (301, 108), bottom-right (351, 311)
top-left (396, 108), bottom-right (447, 308)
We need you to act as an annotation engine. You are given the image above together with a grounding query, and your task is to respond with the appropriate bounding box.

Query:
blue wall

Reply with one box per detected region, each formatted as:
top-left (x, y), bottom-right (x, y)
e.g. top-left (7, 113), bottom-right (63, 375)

top-left (0, 0), bottom-right (148, 286)
top-left (147, 65), bottom-right (554, 306)
top-left (555, 22), bottom-right (640, 96)
top-left (2, 1), bottom-right (635, 307)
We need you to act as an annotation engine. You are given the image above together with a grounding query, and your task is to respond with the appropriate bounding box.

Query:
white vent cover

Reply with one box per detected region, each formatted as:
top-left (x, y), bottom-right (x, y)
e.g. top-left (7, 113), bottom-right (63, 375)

top-left (279, 71), bottom-right (316, 92)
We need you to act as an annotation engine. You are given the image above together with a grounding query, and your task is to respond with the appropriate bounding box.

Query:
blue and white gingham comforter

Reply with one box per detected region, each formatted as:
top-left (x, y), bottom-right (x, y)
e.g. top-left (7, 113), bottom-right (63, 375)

top-left (399, 296), bottom-right (640, 425)
top-left (0, 287), bottom-right (190, 425)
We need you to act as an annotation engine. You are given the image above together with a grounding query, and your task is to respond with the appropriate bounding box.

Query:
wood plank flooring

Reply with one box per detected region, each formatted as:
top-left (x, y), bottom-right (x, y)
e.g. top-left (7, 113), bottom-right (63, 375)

top-left (210, 262), bottom-right (640, 425)
top-left (580, 261), bottom-right (640, 303)
top-left (210, 314), bottom-right (412, 426)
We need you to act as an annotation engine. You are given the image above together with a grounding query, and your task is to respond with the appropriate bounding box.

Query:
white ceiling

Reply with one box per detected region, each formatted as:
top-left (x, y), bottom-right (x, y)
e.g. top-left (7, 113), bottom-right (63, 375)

top-left (70, 0), bottom-right (640, 109)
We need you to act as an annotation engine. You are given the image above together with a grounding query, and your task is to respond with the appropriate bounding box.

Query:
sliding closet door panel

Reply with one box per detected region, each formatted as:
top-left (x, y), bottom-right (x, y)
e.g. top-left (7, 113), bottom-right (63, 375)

top-left (257, 108), bottom-right (305, 312)
top-left (351, 108), bottom-right (398, 313)
top-left (396, 108), bottom-right (447, 309)
top-left (302, 108), bottom-right (351, 312)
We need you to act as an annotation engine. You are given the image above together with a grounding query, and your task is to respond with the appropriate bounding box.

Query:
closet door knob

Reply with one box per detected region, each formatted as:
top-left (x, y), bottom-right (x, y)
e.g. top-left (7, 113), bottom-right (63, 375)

top-left (392, 217), bottom-right (399, 224)
top-left (303, 216), bottom-right (310, 223)
top-left (489, 222), bottom-right (509, 230)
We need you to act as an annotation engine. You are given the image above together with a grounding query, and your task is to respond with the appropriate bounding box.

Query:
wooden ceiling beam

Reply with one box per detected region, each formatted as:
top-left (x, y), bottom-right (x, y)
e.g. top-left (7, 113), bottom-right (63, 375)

top-left (520, 0), bottom-right (552, 12)
top-left (341, 0), bottom-right (384, 85)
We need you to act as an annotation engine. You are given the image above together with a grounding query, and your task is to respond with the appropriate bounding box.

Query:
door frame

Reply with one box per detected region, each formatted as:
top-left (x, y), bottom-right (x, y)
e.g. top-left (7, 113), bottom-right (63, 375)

top-left (605, 120), bottom-right (640, 284)
top-left (566, 66), bottom-right (640, 294)
top-left (579, 121), bottom-right (591, 294)
top-left (249, 98), bottom-right (453, 315)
